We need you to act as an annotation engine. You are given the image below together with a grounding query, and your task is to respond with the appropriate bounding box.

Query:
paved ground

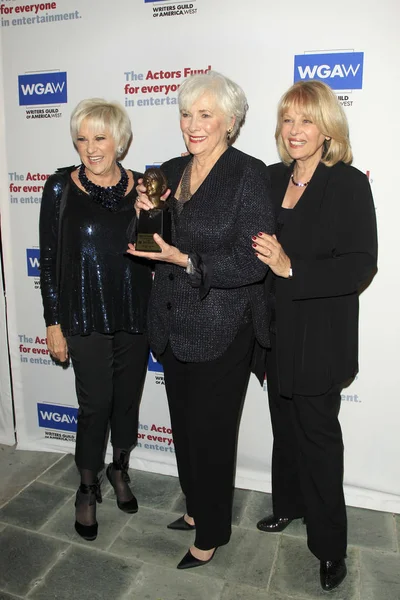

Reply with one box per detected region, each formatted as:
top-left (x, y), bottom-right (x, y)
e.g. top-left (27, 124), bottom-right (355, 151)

top-left (0, 444), bottom-right (399, 600)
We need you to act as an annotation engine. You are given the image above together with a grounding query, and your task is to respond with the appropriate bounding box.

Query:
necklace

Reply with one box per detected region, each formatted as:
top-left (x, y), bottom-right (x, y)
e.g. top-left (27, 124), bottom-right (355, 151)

top-left (179, 158), bottom-right (194, 202)
top-left (78, 162), bottom-right (128, 211)
top-left (291, 173), bottom-right (310, 188)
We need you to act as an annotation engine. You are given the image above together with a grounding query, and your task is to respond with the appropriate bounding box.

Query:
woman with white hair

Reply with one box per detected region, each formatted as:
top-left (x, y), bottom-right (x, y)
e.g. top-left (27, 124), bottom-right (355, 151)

top-left (39, 98), bottom-right (152, 541)
top-left (128, 71), bottom-right (275, 569)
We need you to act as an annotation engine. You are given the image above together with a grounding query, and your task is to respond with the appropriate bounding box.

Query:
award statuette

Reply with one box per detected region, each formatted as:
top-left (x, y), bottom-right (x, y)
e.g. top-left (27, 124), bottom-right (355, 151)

top-left (135, 168), bottom-right (172, 252)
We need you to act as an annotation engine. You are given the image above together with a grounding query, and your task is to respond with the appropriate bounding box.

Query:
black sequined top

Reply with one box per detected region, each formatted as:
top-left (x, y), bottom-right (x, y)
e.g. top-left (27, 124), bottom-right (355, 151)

top-left (39, 166), bottom-right (152, 336)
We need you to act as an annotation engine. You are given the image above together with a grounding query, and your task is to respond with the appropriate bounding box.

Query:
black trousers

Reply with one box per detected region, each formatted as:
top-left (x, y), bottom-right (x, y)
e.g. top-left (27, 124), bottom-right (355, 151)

top-left (161, 323), bottom-right (254, 550)
top-left (266, 333), bottom-right (347, 561)
top-left (67, 331), bottom-right (149, 473)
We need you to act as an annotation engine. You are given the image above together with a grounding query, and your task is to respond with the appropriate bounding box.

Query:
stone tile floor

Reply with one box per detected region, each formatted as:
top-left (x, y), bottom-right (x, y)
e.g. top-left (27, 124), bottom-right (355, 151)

top-left (0, 444), bottom-right (399, 599)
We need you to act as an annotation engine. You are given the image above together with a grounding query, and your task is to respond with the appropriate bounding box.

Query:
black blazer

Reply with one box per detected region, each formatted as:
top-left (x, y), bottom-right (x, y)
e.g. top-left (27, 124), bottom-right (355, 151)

top-left (147, 147), bottom-right (275, 362)
top-left (259, 161), bottom-right (377, 397)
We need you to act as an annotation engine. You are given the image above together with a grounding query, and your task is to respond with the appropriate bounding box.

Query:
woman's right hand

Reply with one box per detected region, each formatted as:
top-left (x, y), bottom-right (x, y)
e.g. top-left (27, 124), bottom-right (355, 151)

top-left (46, 324), bottom-right (68, 362)
top-left (135, 178), bottom-right (171, 217)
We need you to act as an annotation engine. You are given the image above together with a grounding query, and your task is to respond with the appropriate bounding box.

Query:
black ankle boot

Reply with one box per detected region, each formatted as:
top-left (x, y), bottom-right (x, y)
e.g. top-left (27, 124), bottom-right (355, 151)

top-left (320, 558), bottom-right (347, 591)
top-left (74, 479), bottom-right (102, 541)
top-left (106, 451), bottom-right (138, 514)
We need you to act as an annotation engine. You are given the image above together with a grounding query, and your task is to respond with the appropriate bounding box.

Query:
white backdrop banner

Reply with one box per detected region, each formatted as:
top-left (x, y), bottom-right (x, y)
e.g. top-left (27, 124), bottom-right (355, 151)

top-left (0, 0), bottom-right (399, 512)
top-left (0, 248), bottom-right (14, 446)
top-left (0, 30), bottom-right (15, 446)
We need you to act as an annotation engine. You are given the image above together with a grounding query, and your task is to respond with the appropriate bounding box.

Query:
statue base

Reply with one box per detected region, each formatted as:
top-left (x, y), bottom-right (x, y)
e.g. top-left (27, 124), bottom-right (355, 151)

top-left (136, 208), bottom-right (172, 252)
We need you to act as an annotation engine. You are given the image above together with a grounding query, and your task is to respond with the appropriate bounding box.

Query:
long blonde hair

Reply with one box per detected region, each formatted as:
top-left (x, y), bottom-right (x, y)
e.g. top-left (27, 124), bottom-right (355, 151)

top-left (275, 81), bottom-right (353, 167)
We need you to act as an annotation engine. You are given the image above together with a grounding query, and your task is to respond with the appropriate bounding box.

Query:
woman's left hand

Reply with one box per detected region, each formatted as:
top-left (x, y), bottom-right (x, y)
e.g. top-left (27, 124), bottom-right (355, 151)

top-left (253, 233), bottom-right (292, 278)
top-left (127, 234), bottom-right (188, 267)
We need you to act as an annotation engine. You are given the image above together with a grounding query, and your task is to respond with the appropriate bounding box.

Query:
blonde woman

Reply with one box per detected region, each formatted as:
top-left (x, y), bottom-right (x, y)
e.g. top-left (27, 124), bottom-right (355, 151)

top-left (253, 81), bottom-right (378, 591)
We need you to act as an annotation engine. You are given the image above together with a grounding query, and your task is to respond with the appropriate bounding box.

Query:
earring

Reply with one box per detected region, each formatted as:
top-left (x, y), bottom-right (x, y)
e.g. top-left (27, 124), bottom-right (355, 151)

top-left (117, 146), bottom-right (124, 155)
top-left (227, 128), bottom-right (233, 140)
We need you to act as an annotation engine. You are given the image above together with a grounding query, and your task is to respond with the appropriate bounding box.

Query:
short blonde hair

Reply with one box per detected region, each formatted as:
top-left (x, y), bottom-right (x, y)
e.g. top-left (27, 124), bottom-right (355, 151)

top-left (178, 70), bottom-right (248, 142)
top-left (70, 98), bottom-right (132, 158)
top-left (275, 81), bottom-right (353, 167)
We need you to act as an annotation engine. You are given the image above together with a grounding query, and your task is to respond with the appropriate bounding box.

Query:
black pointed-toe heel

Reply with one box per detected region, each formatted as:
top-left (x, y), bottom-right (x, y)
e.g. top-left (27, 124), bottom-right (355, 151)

top-left (320, 558), bottom-right (347, 591)
top-left (106, 453), bottom-right (138, 514)
top-left (74, 479), bottom-right (102, 541)
top-left (177, 547), bottom-right (217, 570)
top-left (167, 515), bottom-right (196, 531)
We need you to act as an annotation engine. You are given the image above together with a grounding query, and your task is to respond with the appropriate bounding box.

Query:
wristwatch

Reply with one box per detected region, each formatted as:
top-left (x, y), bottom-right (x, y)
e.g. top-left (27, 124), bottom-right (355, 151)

top-left (186, 256), bottom-right (195, 275)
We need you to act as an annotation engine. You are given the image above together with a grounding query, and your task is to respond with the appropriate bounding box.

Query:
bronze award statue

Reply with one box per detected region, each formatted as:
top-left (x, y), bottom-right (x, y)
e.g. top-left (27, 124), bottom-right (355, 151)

top-left (135, 167), bottom-right (172, 252)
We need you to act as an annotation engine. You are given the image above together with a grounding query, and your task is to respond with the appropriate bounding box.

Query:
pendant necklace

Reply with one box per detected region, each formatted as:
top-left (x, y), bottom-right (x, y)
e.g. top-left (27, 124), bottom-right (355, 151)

top-left (179, 159), bottom-right (194, 202)
top-left (175, 158), bottom-right (194, 217)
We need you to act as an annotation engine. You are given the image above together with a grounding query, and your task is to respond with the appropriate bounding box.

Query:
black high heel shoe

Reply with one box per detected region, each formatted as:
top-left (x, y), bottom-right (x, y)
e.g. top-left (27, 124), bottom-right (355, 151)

top-left (177, 547), bottom-right (218, 570)
top-left (106, 452), bottom-right (138, 514)
top-left (74, 479), bottom-right (102, 541)
top-left (167, 515), bottom-right (196, 531)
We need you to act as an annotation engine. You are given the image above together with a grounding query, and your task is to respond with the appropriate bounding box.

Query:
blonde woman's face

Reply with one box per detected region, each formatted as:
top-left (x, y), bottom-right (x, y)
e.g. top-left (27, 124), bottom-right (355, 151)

top-left (281, 106), bottom-right (326, 164)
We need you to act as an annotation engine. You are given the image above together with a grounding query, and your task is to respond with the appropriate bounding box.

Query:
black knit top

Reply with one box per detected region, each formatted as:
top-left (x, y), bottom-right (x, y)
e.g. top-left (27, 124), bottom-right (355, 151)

top-left (147, 147), bottom-right (275, 362)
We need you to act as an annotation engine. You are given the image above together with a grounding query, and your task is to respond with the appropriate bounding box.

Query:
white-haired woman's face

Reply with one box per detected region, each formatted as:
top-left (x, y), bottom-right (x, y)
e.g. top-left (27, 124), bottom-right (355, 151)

top-left (180, 92), bottom-right (233, 160)
top-left (76, 118), bottom-right (117, 179)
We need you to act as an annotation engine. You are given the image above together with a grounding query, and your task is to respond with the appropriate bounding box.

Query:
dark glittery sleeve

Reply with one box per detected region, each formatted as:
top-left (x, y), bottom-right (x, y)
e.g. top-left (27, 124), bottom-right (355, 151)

top-left (186, 251), bottom-right (210, 300)
top-left (197, 159), bottom-right (274, 293)
top-left (126, 213), bottom-right (137, 243)
top-left (39, 174), bottom-right (65, 326)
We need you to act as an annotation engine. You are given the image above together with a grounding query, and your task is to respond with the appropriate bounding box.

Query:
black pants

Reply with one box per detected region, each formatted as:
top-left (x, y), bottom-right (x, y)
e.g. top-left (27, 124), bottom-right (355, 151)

top-left (67, 331), bottom-right (149, 473)
top-left (161, 323), bottom-right (254, 550)
top-left (266, 333), bottom-right (347, 561)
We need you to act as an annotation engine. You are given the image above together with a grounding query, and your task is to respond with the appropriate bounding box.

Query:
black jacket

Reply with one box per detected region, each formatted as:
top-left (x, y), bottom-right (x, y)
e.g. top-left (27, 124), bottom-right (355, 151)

top-left (147, 147), bottom-right (275, 362)
top-left (255, 160), bottom-right (378, 397)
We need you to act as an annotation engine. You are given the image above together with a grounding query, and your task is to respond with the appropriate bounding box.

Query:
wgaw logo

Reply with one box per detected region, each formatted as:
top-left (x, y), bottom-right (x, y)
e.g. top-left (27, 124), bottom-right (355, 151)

top-left (18, 71), bottom-right (68, 106)
top-left (26, 249), bottom-right (40, 277)
top-left (37, 403), bottom-right (78, 432)
top-left (148, 351), bottom-right (163, 373)
top-left (294, 52), bottom-right (364, 90)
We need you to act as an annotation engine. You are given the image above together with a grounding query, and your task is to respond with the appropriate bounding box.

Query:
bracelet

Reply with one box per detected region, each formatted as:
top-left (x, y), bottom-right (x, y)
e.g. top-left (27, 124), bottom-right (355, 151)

top-left (288, 267), bottom-right (293, 279)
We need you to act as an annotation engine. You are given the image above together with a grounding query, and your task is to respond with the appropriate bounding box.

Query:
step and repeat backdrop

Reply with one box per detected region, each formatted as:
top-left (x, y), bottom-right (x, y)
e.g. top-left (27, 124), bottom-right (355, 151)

top-left (0, 248), bottom-right (13, 446)
top-left (0, 37), bottom-right (15, 446)
top-left (0, 0), bottom-right (399, 512)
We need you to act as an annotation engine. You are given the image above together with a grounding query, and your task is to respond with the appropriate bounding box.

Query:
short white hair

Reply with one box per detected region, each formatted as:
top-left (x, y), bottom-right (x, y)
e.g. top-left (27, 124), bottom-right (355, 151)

top-left (70, 98), bottom-right (132, 158)
top-left (178, 70), bottom-right (248, 141)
